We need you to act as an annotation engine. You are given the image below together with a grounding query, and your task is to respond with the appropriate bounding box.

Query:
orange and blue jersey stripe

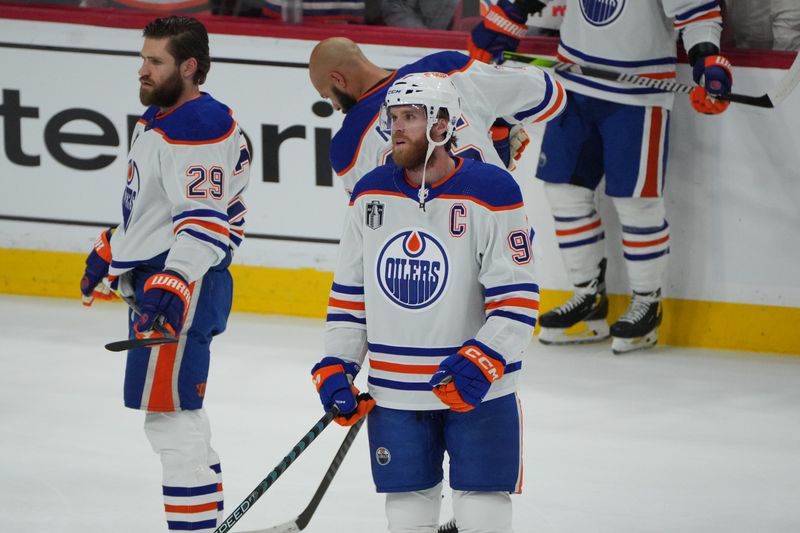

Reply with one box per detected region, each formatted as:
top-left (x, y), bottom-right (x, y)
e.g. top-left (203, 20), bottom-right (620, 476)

top-left (367, 341), bottom-right (522, 391)
top-left (484, 283), bottom-right (539, 328)
top-left (327, 282), bottom-right (366, 326)
top-left (172, 209), bottom-right (229, 253)
top-left (673, 1), bottom-right (721, 29)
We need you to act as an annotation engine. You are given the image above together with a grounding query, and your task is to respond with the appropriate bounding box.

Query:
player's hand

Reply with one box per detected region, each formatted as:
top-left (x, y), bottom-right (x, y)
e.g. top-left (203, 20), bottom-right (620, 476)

top-left (312, 356), bottom-right (367, 424)
top-left (334, 392), bottom-right (376, 426)
top-left (690, 51), bottom-right (733, 115)
top-left (134, 271), bottom-right (191, 338)
top-left (429, 344), bottom-right (506, 412)
top-left (80, 227), bottom-right (118, 306)
top-left (468, 0), bottom-right (529, 64)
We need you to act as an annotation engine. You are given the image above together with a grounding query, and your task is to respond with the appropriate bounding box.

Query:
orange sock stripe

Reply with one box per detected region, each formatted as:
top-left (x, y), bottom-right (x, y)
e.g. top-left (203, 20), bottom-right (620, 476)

top-left (164, 501), bottom-right (219, 514)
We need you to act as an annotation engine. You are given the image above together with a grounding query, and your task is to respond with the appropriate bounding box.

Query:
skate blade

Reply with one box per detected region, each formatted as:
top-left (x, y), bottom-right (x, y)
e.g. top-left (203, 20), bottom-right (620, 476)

top-left (611, 328), bottom-right (659, 355)
top-left (538, 320), bottom-right (610, 345)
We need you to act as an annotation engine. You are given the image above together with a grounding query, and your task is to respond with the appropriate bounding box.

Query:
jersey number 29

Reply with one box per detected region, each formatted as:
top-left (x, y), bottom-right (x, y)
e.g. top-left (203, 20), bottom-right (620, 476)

top-left (186, 166), bottom-right (224, 199)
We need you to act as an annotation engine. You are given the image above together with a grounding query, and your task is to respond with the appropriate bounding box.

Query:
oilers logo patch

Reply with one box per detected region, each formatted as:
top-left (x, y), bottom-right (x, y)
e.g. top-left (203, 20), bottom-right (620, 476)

top-left (376, 229), bottom-right (449, 311)
top-left (579, 0), bottom-right (625, 27)
top-left (366, 200), bottom-right (384, 230)
top-left (122, 159), bottom-right (140, 231)
top-left (375, 446), bottom-right (391, 466)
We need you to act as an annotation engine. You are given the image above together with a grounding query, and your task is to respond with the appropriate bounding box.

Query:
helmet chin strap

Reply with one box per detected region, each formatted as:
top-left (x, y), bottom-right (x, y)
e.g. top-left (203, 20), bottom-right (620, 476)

top-left (418, 141), bottom-right (436, 212)
top-left (419, 118), bottom-right (450, 212)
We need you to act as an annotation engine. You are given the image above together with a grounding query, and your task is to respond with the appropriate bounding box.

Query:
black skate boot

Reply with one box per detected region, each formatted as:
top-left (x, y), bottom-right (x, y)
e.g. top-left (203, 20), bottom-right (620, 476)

top-left (610, 289), bottom-right (663, 354)
top-left (538, 259), bottom-right (609, 345)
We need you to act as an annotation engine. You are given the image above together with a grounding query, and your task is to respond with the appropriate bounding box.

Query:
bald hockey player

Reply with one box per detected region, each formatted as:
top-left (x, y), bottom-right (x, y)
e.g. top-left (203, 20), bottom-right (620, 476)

top-left (309, 73), bottom-right (538, 533)
top-left (308, 36), bottom-right (566, 197)
top-left (470, 0), bottom-right (733, 353)
top-left (79, 16), bottom-right (250, 533)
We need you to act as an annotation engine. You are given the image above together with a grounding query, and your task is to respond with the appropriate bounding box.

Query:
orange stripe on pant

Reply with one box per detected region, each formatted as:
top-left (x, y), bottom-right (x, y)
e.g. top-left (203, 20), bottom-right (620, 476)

top-left (641, 107), bottom-right (663, 198)
top-left (148, 343), bottom-right (177, 412)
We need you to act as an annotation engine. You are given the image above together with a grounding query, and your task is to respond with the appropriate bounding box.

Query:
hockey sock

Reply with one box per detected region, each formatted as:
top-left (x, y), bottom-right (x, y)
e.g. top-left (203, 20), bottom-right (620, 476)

top-left (145, 409), bottom-right (223, 533)
top-left (613, 197), bottom-right (669, 293)
top-left (544, 182), bottom-right (606, 285)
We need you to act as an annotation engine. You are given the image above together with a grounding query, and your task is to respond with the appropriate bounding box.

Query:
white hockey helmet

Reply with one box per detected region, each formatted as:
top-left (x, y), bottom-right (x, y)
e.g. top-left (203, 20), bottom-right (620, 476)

top-left (381, 72), bottom-right (461, 147)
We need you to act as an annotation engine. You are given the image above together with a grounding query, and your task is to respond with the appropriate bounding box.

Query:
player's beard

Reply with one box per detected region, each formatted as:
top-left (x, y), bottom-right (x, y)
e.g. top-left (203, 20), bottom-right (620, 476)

top-left (392, 133), bottom-right (429, 171)
top-left (139, 68), bottom-right (184, 108)
top-left (331, 86), bottom-right (358, 114)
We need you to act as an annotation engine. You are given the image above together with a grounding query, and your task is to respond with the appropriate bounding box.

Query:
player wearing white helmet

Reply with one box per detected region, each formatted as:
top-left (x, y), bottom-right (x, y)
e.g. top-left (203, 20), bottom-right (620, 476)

top-left (309, 72), bottom-right (539, 533)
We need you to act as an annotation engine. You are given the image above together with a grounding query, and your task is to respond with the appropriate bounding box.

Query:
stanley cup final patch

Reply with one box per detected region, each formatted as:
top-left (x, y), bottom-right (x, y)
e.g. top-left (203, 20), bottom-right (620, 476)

top-left (366, 200), bottom-right (384, 230)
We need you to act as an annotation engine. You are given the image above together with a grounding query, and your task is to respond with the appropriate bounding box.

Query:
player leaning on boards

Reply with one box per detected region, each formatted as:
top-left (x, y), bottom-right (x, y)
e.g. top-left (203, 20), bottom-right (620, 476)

top-left (307, 36), bottom-right (566, 197)
top-left (470, 0), bottom-right (733, 354)
top-left (80, 16), bottom-right (251, 533)
top-left (309, 73), bottom-right (545, 533)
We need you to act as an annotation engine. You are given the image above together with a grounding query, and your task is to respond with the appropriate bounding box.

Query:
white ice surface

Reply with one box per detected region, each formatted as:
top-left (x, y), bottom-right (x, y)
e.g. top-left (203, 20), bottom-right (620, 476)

top-left (1, 294), bottom-right (799, 533)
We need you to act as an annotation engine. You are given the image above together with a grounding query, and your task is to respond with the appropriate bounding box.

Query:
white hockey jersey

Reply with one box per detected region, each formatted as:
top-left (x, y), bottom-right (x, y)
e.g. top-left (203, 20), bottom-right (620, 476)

top-left (553, 0), bottom-right (723, 108)
top-left (331, 51), bottom-right (565, 196)
top-left (109, 94), bottom-right (251, 282)
top-left (325, 157), bottom-right (539, 410)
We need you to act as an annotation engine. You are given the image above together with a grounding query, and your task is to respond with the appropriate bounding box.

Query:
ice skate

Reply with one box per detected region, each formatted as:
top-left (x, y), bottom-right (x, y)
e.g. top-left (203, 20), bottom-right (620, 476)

top-left (610, 289), bottom-right (663, 354)
top-left (538, 260), bottom-right (609, 345)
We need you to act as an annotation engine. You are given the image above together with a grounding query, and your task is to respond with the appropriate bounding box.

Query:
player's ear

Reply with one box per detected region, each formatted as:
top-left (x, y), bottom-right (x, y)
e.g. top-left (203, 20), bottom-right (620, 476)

top-left (182, 57), bottom-right (198, 82)
top-left (330, 71), bottom-right (346, 89)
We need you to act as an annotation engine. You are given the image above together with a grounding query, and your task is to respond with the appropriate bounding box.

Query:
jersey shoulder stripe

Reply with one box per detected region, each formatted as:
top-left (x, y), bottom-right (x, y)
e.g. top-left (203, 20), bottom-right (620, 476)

top-left (141, 94), bottom-right (236, 145)
top-left (443, 159), bottom-right (524, 209)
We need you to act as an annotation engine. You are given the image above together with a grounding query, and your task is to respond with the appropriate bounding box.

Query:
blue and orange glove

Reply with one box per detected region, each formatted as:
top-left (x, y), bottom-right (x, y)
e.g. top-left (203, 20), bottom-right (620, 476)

top-left (468, 0), bottom-right (530, 64)
top-left (429, 343), bottom-right (506, 412)
top-left (689, 43), bottom-right (733, 115)
top-left (80, 227), bottom-right (118, 306)
top-left (491, 121), bottom-right (530, 171)
top-left (311, 357), bottom-right (376, 426)
top-left (134, 271), bottom-right (191, 338)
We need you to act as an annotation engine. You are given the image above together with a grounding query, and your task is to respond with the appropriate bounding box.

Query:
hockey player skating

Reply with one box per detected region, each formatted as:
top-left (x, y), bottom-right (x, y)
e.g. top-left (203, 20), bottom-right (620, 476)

top-left (79, 16), bottom-right (250, 533)
top-left (308, 36), bottom-right (566, 197)
top-left (470, 0), bottom-right (734, 353)
top-left (309, 73), bottom-right (538, 533)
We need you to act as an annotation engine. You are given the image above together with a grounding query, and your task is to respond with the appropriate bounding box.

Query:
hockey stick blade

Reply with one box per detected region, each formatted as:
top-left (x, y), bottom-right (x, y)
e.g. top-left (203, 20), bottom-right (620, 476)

top-left (104, 291), bottom-right (178, 352)
top-left (503, 51), bottom-right (800, 108)
top-left (104, 335), bottom-right (178, 352)
top-left (238, 414), bottom-right (367, 533)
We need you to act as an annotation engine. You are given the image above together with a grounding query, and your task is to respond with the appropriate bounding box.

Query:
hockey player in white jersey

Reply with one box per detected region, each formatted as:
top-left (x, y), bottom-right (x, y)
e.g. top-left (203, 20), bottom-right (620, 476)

top-left (79, 16), bottom-right (250, 533)
top-left (470, 0), bottom-right (734, 353)
top-left (308, 37), bottom-right (566, 197)
top-left (309, 73), bottom-right (538, 533)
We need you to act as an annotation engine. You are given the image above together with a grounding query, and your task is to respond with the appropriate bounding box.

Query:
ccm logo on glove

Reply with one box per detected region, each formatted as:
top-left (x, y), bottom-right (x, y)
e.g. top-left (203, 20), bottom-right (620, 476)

top-left (461, 346), bottom-right (504, 382)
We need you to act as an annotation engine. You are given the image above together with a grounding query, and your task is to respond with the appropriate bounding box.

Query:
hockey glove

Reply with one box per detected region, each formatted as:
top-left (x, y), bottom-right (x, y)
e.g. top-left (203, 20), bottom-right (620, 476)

top-left (80, 227), bottom-right (118, 306)
top-left (468, 0), bottom-right (529, 64)
top-left (429, 343), bottom-right (506, 412)
top-left (491, 122), bottom-right (531, 171)
top-left (311, 356), bottom-right (360, 413)
top-left (336, 392), bottom-right (376, 427)
top-left (689, 43), bottom-right (733, 115)
top-left (134, 271), bottom-right (191, 338)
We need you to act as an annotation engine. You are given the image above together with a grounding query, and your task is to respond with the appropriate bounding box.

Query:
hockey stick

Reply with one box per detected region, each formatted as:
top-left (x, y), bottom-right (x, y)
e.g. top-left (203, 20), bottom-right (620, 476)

top-left (104, 291), bottom-right (177, 352)
top-left (238, 416), bottom-right (366, 533)
top-left (503, 50), bottom-right (800, 108)
top-left (214, 408), bottom-right (340, 533)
